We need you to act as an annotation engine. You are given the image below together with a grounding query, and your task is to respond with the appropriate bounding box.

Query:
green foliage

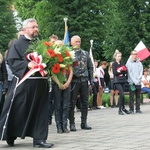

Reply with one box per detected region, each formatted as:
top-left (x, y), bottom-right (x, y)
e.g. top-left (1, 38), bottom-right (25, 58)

top-left (102, 93), bottom-right (111, 107)
top-left (0, 0), bottom-right (17, 52)
top-left (14, 0), bottom-right (111, 61)
top-left (100, 93), bottom-right (144, 107)
top-left (88, 93), bottom-right (93, 108)
top-left (101, 93), bottom-right (130, 107)
top-left (14, 0), bottom-right (150, 66)
top-left (102, 0), bottom-right (150, 66)
top-left (14, 0), bottom-right (53, 39)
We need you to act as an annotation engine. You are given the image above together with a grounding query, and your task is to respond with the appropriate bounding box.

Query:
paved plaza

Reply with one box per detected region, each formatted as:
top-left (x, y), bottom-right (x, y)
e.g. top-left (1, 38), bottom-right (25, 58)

top-left (0, 99), bottom-right (150, 150)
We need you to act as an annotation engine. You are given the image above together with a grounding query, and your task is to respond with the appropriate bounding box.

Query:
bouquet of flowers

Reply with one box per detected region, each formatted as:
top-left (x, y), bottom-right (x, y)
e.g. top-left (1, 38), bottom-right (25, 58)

top-left (27, 40), bottom-right (75, 88)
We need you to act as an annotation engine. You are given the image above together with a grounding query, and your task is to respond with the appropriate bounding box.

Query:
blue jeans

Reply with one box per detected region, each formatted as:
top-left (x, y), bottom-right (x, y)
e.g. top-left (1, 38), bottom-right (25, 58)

top-left (141, 87), bottom-right (150, 98)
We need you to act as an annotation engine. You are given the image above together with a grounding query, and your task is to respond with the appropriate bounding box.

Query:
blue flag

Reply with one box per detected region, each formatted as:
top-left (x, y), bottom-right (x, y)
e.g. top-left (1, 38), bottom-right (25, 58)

top-left (64, 25), bottom-right (69, 45)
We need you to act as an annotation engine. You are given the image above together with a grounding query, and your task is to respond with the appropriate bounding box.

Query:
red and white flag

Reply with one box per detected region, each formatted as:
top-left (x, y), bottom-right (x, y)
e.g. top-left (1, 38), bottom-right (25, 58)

top-left (134, 41), bottom-right (150, 61)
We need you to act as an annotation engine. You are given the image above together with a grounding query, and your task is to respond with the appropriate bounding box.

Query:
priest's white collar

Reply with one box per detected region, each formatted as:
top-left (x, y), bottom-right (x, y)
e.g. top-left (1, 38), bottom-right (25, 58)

top-left (24, 34), bottom-right (32, 40)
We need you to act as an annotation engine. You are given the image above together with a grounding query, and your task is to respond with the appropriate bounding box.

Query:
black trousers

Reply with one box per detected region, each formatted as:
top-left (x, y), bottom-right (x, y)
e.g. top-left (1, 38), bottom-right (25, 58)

top-left (68, 81), bottom-right (89, 124)
top-left (53, 83), bottom-right (70, 129)
top-left (115, 83), bottom-right (125, 111)
top-left (129, 85), bottom-right (141, 111)
top-left (48, 90), bottom-right (54, 122)
top-left (92, 81), bottom-right (99, 107)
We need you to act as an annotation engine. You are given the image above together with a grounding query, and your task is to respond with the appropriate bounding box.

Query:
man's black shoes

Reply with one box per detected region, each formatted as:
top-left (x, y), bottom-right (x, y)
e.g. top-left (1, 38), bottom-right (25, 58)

top-left (136, 110), bottom-right (142, 114)
top-left (70, 123), bottom-right (77, 131)
top-left (119, 108), bottom-right (131, 115)
top-left (6, 139), bottom-right (14, 146)
top-left (129, 110), bottom-right (134, 114)
top-left (118, 111), bottom-right (124, 115)
top-left (122, 108), bottom-right (130, 114)
top-left (6, 137), bottom-right (16, 146)
top-left (57, 128), bottom-right (63, 134)
top-left (33, 141), bottom-right (54, 148)
top-left (63, 128), bottom-right (70, 133)
top-left (81, 123), bottom-right (92, 130)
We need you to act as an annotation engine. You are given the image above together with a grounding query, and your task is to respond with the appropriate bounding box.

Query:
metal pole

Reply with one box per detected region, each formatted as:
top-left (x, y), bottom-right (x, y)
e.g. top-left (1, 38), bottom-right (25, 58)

top-left (63, 17), bottom-right (68, 27)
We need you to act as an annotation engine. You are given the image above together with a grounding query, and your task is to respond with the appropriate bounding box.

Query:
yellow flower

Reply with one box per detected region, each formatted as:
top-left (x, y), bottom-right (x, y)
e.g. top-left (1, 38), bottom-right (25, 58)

top-left (60, 64), bottom-right (66, 68)
top-left (64, 57), bottom-right (70, 60)
top-left (54, 47), bottom-right (61, 54)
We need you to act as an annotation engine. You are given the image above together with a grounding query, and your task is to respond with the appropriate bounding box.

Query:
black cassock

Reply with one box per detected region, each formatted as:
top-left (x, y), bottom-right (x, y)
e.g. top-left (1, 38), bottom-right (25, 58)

top-left (0, 35), bottom-right (49, 141)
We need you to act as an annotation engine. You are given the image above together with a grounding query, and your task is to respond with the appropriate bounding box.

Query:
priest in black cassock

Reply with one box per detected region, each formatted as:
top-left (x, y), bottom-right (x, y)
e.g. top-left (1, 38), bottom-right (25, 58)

top-left (0, 18), bottom-right (54, 148)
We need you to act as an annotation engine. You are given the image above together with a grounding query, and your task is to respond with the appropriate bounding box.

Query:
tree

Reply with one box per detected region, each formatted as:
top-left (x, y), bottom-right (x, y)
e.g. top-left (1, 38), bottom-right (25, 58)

top-left (14, 0), bottom-right (116, 61)
top-left (0, 0), bottom-right (17, 53)
top-left (14, 0), bottom-right (150, 66)
top-left (46, 0), bottom-right (120, 62)
top-left (14, 0), bottom-right (53, 39)
top-left (102, 0), bottom-right (150, 65)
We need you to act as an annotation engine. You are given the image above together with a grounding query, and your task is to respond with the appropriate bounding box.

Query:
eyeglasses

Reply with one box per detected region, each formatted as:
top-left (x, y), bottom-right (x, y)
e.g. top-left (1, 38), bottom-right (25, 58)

top-left (132, 53), bottom-right (138, 55)
top-left (26, 26), bottom-right (38, 29)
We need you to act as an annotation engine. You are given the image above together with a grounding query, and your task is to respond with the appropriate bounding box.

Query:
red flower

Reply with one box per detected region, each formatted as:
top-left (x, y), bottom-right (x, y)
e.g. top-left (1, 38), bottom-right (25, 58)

top-left (52, 63), bottom-right (60, 74)
top-left (65, 50), bottom-right (70, 57)
top-left (44, 42), bottom-right (51, 46)
top-left (47, 49), bottom-right (55, 58)
top-left (57, 53), bottom-right (63, 62)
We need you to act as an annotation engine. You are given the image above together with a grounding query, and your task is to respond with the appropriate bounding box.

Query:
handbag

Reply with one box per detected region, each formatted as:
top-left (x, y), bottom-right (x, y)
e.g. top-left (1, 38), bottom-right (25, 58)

top-left (145, 84), bottom-right (150, 88)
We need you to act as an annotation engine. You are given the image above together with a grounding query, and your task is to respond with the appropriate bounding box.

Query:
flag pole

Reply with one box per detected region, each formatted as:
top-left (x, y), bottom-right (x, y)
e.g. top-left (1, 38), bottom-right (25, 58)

top-left (63, 18), bottom-right (69, 45)
top-left (64, 17), bottom-right (68, 28)
top-left (89, 39), bottom-right (96, 71)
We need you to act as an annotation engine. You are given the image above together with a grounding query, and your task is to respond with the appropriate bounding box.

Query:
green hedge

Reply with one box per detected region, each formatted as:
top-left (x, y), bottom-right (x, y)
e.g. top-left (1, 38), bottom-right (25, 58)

top-left (101, 93), bottom-right (130, 107)
top-left (89, 93), bottom-right (147, 108)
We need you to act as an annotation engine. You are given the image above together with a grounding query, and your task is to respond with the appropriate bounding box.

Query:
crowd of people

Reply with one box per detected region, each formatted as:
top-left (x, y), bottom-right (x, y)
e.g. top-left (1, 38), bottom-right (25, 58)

top-left (0, 18), bottom-right (149, 148)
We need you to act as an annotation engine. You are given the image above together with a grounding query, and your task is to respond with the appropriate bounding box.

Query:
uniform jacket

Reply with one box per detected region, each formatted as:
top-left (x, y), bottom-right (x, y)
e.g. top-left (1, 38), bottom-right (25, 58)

top-left (72, 49), bottom-right (94, 84)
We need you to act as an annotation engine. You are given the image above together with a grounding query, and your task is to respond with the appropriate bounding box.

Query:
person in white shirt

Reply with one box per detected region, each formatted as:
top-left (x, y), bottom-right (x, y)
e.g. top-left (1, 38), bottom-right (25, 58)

top-left (91, 60), bottom-right (100, 109)
top-left (97, 61), bottom-right (108, 109)
top-left (141, 68), bottom-right (150, 98)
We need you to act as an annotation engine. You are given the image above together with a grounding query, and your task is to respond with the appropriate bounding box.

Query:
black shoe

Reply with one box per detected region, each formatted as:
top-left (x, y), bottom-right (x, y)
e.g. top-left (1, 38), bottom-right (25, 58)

top-left (70, 124), bottom-right (77, 131)
top-left (96, 107), bottom-right (101, 109)
top-left (136, 110), bottom-right (142, 114)
top-left (6, 139), bottom-right (14, 146)
top-left (92, 106), bottom-right (97, 110)
top-left (118, 111), bottom-right (124, 115)
top-left (122, 108), bottom-right (130, 114)
top-left (111, 105), bottom-right (114, 108)
top-left (6, 137), bottom-right (16, 146)
top-left (57, 128), bottom-right (63, 134)
top-left (33, 141), bottom-right (54, 148)
top-left (81, 123), bottom-right (92, 130)
top-left (129, 110), bottom-right (134, 114)
top-left (63, 128), bottom-right (70, 133)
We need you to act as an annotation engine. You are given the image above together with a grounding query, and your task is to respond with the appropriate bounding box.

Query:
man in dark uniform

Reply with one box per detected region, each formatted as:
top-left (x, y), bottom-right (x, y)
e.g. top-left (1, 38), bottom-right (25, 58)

top-left (68, 35), bottom-right (94, 131)
top-left (0, 18), bottom-right (54, 148)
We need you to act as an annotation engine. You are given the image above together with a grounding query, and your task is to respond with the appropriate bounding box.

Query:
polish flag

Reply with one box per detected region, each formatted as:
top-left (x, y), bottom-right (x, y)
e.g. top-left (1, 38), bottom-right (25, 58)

top-left (134, 41), bottom-right (150, 61)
